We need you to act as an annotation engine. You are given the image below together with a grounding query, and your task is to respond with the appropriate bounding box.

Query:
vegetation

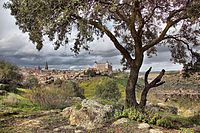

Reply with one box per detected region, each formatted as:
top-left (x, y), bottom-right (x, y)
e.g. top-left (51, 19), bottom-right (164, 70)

top-left (115, 108), bottom-right (174, 129)
top-left (84, 69), bottom-right (96, 77)
top-left (27, 81), bottom-right (84, 109)
top-left (0, 60), bottom-right (23, 92)
top-left (0, 89), bottom-right (40, 112)
top-left (95, 79), bottom-right (121, 102)
top-left (4, 0), bottom-right (200, 108)
top-left (23, 75), bottom-right (39, 89)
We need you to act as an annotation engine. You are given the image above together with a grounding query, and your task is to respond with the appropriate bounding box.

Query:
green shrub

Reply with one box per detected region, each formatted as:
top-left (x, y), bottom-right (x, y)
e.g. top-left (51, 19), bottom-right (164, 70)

top-left (28, 81), bottom-right (84, 109)
top-left (179, 128), bottom-right (195, 133)
top-left (95, 79), bottom-right (121, 102)
top-left (114, 108), bottom-right (174, 129)
top-left (156, 118), bottom-right (173, 129)
top-left (0, 60), bottom-right (23, 92)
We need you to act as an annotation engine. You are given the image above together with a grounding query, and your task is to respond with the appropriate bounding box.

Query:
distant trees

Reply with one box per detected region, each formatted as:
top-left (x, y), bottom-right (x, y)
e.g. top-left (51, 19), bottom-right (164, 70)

top-left (84, 69), bottom-right (96, 77)
top-left (0, 60), bottom-right (23, 92)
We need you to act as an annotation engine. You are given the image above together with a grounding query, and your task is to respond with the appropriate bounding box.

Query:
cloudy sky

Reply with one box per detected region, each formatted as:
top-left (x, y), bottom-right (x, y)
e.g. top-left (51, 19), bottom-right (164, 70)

top-left (0, 1), bottom-right (182, 72)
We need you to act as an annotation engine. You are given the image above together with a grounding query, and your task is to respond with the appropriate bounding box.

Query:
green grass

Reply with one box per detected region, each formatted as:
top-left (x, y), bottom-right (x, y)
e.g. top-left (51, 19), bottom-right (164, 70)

top-left (80, 75), bottom-right (145, 99)
top-left (160, 112), bottom-right (200, 127)
top-left (0, 88), bottom-right (40, 112)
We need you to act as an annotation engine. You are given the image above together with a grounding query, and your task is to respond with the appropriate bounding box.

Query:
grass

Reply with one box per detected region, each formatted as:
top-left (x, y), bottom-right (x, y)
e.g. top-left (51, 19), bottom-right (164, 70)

top-left (160, 112), bottom-right (200, 127)
top-left (0, 88), bottom-right (40, 112)
top-left (80, 75), bottom-right (145, 99)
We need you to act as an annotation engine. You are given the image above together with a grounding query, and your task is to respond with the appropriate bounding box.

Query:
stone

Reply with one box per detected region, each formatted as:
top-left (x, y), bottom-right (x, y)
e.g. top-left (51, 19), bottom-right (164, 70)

top-left (64, 99), bottom-right (115, 130)
top-left (112, 118), bottom-right (129, 126)
top-left (150, 129), bottom-right (163, 133)
top-left (62, 107), bottom-right (75, 119)
top-left (138, 123), bottom-right (150, 129)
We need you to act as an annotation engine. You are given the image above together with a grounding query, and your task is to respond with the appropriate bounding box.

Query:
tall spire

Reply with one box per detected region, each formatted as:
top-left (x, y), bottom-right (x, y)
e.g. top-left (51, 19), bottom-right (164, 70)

top-left (45, 61), bottom-right (48, 70)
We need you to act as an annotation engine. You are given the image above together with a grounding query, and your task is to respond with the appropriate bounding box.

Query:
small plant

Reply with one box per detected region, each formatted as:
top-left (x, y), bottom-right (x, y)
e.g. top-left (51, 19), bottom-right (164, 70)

top-left (179, 128), bottom-right (195, 133)
top-left (114, 108), bottom-right (174, 129)
top-left (75, 104), bottom-right (82, 110)
top-left (156, 118), bottom-right (173, 129)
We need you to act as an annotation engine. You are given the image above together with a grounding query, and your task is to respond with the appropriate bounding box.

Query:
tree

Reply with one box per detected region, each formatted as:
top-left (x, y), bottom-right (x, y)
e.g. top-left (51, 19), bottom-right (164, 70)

top-left (95, 79), bottom-right (121, 102)
top-left (0, 60), bottom-right (23, 91)
top-left (4, 0), bottom-right (200, 109)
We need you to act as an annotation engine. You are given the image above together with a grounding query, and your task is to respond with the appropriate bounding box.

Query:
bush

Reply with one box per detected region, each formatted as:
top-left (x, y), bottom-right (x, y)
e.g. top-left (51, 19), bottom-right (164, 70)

top-left (114, 108), bottom-right (174, 129)
top-left (0, 60), bottom-right (23, 92)
top-left (85, 69), bottom-right (96, 77)
top-left (95, 79), bottom-right (121, 102)
top-left (23, 75), bottom-right (39, 89)
top-left (28, 81), bottom-right (84, 109)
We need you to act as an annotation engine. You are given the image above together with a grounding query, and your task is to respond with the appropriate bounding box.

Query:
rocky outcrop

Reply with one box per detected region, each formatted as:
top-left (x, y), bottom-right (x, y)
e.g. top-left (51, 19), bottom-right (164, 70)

top-left (62, 99), bottom-right (116, 130)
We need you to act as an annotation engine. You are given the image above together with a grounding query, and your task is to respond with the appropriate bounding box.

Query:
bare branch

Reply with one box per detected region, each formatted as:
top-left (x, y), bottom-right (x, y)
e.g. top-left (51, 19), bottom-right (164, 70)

top-left (144, 67), bottom-right (152, 85)
top-left (149, 69), bottom-right (165, 88)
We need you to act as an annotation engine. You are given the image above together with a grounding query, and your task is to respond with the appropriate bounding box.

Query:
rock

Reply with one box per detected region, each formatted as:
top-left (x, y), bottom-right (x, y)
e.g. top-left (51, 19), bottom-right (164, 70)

top-left (62, 107), bottom-right (75, 119)
top-left (112, 118), bottom-right (129, 126)
top-left (138, 123), bottom-right (150, 129)
top-left (150, 129), bottom-right (163, 133)
top-left (63, 99), bottom-right (115, 130)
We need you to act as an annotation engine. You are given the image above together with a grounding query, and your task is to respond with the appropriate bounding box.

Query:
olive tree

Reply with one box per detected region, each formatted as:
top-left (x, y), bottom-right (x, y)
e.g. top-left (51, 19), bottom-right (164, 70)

top-left (4, 0), bottom-right (200, 109)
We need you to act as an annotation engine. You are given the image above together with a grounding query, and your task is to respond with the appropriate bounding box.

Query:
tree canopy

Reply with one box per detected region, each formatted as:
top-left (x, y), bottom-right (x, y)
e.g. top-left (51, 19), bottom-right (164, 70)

top-left (0, 60), bottom-right (23, 91)
top-left (4, 0), bottom-right (200, 108)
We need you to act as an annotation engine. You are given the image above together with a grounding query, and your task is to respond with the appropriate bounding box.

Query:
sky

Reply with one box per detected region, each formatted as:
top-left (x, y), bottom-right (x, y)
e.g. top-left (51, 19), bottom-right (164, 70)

top-left (0, 1), bottom-right (183, 72)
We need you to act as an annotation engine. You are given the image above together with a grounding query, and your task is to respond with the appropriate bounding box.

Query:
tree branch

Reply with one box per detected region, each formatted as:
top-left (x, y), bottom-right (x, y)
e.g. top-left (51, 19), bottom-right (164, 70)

top-left (149, 69), bottom-right (165, 88)
top-left (74, 15), bottom-right (133, 63)
top-left (144, 67), bottom-right (152, 85)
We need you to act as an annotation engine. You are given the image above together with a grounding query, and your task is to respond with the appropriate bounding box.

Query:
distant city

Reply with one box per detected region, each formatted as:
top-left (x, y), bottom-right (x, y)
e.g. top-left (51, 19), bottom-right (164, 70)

top-left (19, 61), bottom-right (115, 84)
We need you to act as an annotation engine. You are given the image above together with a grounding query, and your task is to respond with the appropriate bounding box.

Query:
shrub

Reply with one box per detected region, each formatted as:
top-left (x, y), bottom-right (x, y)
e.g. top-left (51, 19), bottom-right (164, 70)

top-left (0, 60), bottom-right (23, 92)
top-left (95, 79), bottom-right (121, 102)
top-left (114, 108), bottom-right (174, 129)
top-left (156, 118), bottom-right (173, 129)
top-left (85, 69), bottom-right (96, 77)
top-left (23, 75), bottom-right (39, 89)
top-left (28, 81), bottom-right (84, 109)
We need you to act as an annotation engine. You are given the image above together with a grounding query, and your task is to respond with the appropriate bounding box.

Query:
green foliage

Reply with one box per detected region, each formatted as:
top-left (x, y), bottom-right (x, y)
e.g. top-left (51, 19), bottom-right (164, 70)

top-left (179, 128), bottom-right (195, 133)
top-left (114, 108), bottom-right (174, 129)
top-left (23, 75), bottom-right (39, 89)
top-left (156, 118), bottom-right (173, 129)
top-left (28, 81), bottom-right (84, 109)
top-left (75, 104), bottom-right (82, 110)
top-left (84, 69), bottom-right (96, 77)
top-left (0, 60), bottom-right (23, 92)
top-left (1, 92), bottom-right (40, 112)
top-left (95, 78), bottom-right (121, 102)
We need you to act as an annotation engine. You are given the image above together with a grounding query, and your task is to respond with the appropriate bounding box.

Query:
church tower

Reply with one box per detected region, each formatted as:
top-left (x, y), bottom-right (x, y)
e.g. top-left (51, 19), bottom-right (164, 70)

top-left (45, 61), bottom-right (48, 70)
